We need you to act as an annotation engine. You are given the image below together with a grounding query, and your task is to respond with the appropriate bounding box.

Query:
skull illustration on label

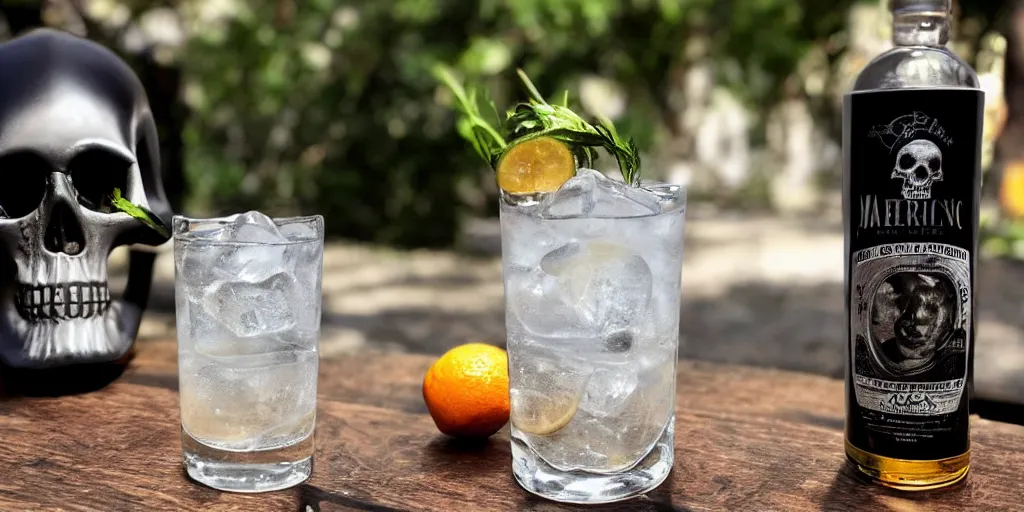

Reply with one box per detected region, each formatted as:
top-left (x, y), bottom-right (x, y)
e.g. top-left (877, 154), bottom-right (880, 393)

top-left (892, 140), bottom-right (943, 199)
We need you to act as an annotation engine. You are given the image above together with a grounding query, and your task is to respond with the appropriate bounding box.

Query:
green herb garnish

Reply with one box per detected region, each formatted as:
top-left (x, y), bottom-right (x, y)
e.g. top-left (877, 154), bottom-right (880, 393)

top-left (110, 188), bottom-right (170, 239)
top-left (434, 65), bottom-right (642, 186)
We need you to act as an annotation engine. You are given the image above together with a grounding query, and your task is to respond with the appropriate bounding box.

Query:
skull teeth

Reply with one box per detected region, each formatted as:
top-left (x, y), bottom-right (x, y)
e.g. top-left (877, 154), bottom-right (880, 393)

top-left (14, 282), bottom-right (111, 322)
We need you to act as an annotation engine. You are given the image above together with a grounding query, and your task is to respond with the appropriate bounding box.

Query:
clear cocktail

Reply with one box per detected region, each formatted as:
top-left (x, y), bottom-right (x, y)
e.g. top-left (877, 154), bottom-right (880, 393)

top-left (173, 212), bottom-right (323, 493)
top-left (435, 65), bottom-right (687, 503)
top-left (502, 169), bottom-right (686, 503)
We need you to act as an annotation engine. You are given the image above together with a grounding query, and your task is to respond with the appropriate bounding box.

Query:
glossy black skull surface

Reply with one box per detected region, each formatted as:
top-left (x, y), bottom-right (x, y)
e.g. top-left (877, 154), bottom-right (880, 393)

top-left (0, 29), bottom-right (172, 368)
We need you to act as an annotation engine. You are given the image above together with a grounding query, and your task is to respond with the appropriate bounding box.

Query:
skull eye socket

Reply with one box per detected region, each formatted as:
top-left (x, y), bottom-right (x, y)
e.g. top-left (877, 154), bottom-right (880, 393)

top-left (928, 157), bottom-right (940, 171)
top-left (0, 151), bottom-right (48, 219)
top-left (899, 154), bottom-right (916, 171)
top-left (67, 149), bottom-right (131, 213)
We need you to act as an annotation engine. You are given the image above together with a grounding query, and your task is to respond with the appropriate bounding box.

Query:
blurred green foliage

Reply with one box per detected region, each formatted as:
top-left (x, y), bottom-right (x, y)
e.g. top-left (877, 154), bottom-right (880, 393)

top-left (180, 0), bottom-right (856, 247)
top-left (2, 0), bottom-right (1006, 248)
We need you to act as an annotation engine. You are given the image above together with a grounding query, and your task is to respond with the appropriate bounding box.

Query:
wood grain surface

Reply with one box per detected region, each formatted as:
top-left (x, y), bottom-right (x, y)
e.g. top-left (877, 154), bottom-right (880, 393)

top-left (1, 337), bottom-right (1023, 512)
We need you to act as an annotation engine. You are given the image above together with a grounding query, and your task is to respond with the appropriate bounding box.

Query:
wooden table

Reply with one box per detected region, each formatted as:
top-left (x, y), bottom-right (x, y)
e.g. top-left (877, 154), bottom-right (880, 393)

top-left (2, 337), bottom-right (1023, 512)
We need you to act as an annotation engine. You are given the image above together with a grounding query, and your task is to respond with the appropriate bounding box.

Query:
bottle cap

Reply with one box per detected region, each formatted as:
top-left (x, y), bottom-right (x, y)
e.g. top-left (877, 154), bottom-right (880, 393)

top-left (889, 0), bottom-right (951, 14)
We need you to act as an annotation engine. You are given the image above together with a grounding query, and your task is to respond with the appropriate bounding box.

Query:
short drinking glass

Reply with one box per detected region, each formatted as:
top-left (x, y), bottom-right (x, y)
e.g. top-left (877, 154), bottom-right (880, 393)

top-left (173, 212), bottom-right (323, 493)
top-left (501, 170), bottom-right (686, 503)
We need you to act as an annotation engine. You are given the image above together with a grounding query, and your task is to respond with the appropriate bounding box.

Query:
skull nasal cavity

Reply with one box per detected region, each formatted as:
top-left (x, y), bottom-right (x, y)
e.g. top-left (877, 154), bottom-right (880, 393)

top-left (44, 202), bottom-right (85, 255)
top-left (914, 166), bottom-right (931, 181)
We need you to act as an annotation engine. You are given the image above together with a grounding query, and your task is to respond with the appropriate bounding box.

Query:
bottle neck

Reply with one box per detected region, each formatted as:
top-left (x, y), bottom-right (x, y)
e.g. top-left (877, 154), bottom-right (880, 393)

top-left (892, 10), bottom-right (950, 47)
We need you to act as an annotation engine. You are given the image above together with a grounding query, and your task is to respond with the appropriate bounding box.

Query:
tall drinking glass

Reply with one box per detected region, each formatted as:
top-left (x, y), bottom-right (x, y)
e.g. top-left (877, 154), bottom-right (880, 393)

top-left (501, 169), bottom-right (686, 504)
top-left (173, 212), bottom-right (323, 493)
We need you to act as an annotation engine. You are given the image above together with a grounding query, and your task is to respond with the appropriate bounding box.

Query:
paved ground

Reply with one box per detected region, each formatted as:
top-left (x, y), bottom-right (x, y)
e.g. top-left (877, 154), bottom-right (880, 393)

top-left (112, 203), bottom-right (1024, 405)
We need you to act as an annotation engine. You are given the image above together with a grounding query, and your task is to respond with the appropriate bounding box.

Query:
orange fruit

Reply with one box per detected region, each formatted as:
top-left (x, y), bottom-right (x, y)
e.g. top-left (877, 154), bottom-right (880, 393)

top-left (496, 136), bottom-right (576, 195)
top-left (423, 343), bottom-right (510, 438)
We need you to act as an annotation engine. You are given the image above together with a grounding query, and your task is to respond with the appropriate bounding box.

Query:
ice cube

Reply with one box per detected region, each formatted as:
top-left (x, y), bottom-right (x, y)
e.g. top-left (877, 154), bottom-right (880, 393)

top-left (539, 169), bottom-right (598, 219)
top-left (283, 242), bottom-right (323, 325)
top-left (579, 367), bottom-right (639, 418)
top-left (176, 241), bottom-right (222, 286)
top-left (500, 205), bottom-right (564, 269)
top-left (233, 223), bottom-right (281, 244)
top-left (554, 242), bottom-right (653, 331)
top-left (184, 295), bottom-right (231, 351)
top-left (641, 181), bottom-right (684, 204)
top-left (231, 211), bottom-right (287, 243)
top-left (506, 266), bottom-right (592, 338)
top-left (202, 272), bottom-right (300, 338)
top-left (192, 211), bottom-right (286, 244)
top-left (591, 174), bottom-right (662, 218)
top-left (180, 212), bottom-right (292, 283)
top-left (214, 244), bottom-right (288, 283)
top-left (211, 232), bottom-right (291, 284)
top-left (538, 169), bottom-right (662, 219)
top-left (182, 211), bottom-right (287, 243)
top-left (278, 220), bottom-right (319, 241)
top-left (186, 221), bottom-right (232, 241)
top-left (539, 242), bottom-right (582, 276)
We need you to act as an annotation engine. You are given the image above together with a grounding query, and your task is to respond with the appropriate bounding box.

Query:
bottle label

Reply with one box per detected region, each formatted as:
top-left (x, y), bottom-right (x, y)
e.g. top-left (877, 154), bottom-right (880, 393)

top-left (845, 88), bottom-right (982, 459)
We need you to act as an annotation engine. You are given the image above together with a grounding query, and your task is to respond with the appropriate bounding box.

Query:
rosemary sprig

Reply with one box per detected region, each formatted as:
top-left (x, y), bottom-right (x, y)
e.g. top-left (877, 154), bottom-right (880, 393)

top-left (433, 66), bottom-right (507, 169)
top-left (110, 188), bottom-right (170, 238)
top-left (434, 65), bottom-right (642, 186)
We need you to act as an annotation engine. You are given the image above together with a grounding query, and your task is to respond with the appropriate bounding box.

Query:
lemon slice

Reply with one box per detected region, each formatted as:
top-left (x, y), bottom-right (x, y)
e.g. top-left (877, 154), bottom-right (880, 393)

top-left (510, 388), bottom-right (580, 436)
top-left (496, 136), bottom-right (576, 195)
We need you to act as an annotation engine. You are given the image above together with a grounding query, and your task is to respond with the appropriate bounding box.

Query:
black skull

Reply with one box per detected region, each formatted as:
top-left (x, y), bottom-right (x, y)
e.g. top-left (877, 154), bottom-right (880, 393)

top-left (0, 29), bottom-right (173, 368)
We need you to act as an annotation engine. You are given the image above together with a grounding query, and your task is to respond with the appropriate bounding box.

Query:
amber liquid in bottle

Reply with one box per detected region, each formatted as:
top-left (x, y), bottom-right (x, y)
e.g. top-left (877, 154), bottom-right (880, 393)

top-left (842, 0), bottom-right (982, 490)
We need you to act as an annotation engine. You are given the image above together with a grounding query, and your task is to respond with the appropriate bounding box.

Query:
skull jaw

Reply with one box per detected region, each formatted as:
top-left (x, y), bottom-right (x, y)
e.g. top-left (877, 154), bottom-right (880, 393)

top-left (0, 299), bottom-right (141, 369)
top-left (902, 184), bottom-right (934, 200)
